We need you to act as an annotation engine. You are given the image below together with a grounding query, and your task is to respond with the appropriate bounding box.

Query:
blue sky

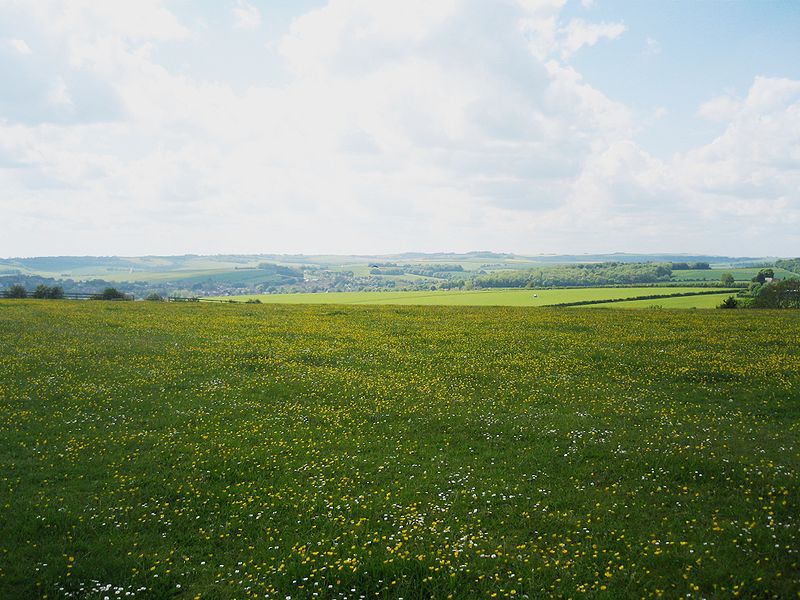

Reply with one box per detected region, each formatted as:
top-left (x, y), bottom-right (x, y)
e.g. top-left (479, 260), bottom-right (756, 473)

top-left (563, 1), bottom-right (800, 156)
top-left (1, 0), bottom-right (798, 257)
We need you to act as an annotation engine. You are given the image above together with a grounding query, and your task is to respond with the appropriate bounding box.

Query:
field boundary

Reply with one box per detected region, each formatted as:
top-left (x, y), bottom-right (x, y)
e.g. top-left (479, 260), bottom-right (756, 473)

top-left (547, 289), bottom-right (739, 307)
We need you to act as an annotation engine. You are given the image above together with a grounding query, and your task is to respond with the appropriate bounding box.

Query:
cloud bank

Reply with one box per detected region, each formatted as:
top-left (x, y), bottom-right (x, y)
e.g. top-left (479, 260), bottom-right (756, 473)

top-left (0, 0), bottom-right (798, 256)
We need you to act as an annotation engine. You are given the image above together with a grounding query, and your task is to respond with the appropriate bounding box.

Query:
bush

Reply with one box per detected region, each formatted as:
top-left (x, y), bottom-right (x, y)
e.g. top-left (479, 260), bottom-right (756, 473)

top-left (5, 284), bottom-right (27, 298)
top-left (93, 287), bottom-right (127, 301)
top-left (718, 296), bottom-right (738, 309)
top-left (145, 293), bottom-right (164, 302)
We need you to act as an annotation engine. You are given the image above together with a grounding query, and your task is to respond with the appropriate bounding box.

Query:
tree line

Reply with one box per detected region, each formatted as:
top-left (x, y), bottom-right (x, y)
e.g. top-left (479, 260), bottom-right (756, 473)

top-left (471, 262), bottom-right (673, 288)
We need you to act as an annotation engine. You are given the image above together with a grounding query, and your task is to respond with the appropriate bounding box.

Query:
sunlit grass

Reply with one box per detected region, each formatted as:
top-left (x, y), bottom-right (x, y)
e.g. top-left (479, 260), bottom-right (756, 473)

top-left (0, 300), bottom-right (798, 598)
top-left (228, 286), bottom-right (722, 307)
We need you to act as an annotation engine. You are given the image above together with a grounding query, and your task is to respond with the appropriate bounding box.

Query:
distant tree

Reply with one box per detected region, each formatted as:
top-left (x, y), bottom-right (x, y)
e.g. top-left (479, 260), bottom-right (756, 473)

top-left (752, 268), bottom-right (775, 284)
top-left (718, 296), bottom-right (738, 309)
top-left (94, 287), bottom-right (126, 300)
top-left (775, 258), bottom-right (800, 275)
top-left (31, 284), bottom-right (63, 299)
top-left (720, 272), bottom-right (735, 286)
top-left (654, 265), bottom-right (672, 277)
top-left (750, 279), bottom-right (800, 309)
top-left (5, 284), bottom-right (27, 298)
top-left (145, 293), bottom-right (164, 302)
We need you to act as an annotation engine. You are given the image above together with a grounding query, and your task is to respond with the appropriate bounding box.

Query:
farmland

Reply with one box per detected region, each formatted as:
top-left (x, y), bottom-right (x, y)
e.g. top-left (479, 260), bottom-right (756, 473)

top-left (3, 253), bottom-right (784, 299)
top-left (228, 287), bottom-right (726, 307)
top-left (1, 300), bottom-right (798, 599)
top-left (670, 267), bottom-right (797, 282)
top-left (582, 292), bottom-right (736, 310)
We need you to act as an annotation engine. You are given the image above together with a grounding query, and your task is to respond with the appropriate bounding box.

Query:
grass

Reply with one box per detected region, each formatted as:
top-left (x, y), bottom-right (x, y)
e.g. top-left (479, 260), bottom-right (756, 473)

top-left (582, 292), bottom-right (737, 309)
top-left (671, 267), bottom-right (797, 282)
top-left (1, 300), bottom-right (798, 599)
top-left (227, 287), bottom-right (723, 307)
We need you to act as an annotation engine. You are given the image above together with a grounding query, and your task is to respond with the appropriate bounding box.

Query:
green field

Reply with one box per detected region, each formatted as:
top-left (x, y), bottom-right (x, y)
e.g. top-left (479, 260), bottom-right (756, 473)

top-left (671, 267), bottom-right (797, 282)
top-left (228, 287), bottom-right (724, 307)
top-left (1, 300), bottom-right (798, 598)
top-left (583, 292), bottom-right (736, 310)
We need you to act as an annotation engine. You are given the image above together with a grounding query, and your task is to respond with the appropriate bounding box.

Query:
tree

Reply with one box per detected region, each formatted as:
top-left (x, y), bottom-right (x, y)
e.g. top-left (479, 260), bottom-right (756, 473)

top-left (145, 293), bottom-right (164, 302)
top-left (32, 284), bottom-right (50, 299)
top-left (5, 284), bottom-right (27, 298)
top-left (718, 296), bottom-right (738, 309)
top-left (32, 284), bottom-right (65, 299)
top-left (750, 279), bottom-right (800, 309)
top-left (94, 287), bottom-right (126, 300)
top-left (720, 272), bottom-right (735, 286)
top-left (752, 268), bottom-right (775, 284)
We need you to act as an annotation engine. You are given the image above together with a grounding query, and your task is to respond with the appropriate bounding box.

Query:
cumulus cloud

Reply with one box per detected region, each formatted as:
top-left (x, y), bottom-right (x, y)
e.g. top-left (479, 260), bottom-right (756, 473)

top-left (679, 77), bottom-right (800, 216)
top-left (233, 0), bottom-right (262, 30)
top-left (558, 18), bottom-right (626, 59)
top-left (697, 93), bottom-right (742, 122)
top-left (0, 0), bottom-right (797, 256)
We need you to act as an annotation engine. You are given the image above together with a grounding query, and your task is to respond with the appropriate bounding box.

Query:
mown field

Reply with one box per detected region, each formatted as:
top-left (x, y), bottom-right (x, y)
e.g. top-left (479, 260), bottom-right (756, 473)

top-left (1, 301), bottom-right (798, 599)
top-left (228, 287), bottom-right (723, 307)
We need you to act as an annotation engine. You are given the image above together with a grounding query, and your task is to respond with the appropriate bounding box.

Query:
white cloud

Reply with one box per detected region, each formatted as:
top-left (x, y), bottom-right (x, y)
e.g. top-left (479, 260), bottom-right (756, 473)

top-left (644, 36), bottom-right (661, 55)
top-left (233, 0), bottom-right (262, 30)
top-left (559, 18), bottom-right (626, 60)
top-left (0, 1), bottom-right (797, 256)
top-left (697, 93), bottom-right (742, 122)
top-left (46, 77), bottom-right (73, 107)
top-left (7, 37), bottom-right (32, 54)
top-left (680, 77), bottom-right (800, 217)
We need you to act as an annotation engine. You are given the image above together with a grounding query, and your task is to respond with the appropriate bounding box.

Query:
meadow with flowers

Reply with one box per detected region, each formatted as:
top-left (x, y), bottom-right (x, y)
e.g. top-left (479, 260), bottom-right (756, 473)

top-left (0, 300), bottom-right (798, 599)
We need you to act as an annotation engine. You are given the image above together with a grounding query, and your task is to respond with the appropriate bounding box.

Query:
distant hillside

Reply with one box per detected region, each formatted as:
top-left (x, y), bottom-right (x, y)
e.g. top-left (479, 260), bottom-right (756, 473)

top-left (0, 252), bottom-right (786, 298)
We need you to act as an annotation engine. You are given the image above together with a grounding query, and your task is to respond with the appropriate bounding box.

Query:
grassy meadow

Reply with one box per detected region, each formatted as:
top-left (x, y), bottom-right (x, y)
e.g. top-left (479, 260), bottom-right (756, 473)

top-left (227, 287), bottom-right (724, 307)
top-left (1, 300), bottom-right (799, 599)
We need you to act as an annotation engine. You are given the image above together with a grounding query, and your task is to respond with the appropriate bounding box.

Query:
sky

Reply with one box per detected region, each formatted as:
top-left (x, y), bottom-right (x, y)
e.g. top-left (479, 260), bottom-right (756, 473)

top-left (1, 0), bottom-right (799, 258)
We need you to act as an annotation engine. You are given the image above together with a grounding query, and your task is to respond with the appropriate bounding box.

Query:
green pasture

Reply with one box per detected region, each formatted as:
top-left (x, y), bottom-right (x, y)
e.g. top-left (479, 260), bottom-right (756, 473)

top-left (1, 301), bottom-right (797, 599)
top-left (671, 267), bottom-right (797, 282)
top-left (227, 286), bottom-right (725, 307)
top-left (583, 292), bottom-right (737, 309)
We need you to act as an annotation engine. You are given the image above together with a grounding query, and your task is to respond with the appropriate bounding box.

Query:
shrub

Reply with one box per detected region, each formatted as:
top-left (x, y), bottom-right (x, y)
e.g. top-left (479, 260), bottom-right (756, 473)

top-left (718, 296), bottom-right (738, 309)
top-left (93, 287), bottom-right (127, 301)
